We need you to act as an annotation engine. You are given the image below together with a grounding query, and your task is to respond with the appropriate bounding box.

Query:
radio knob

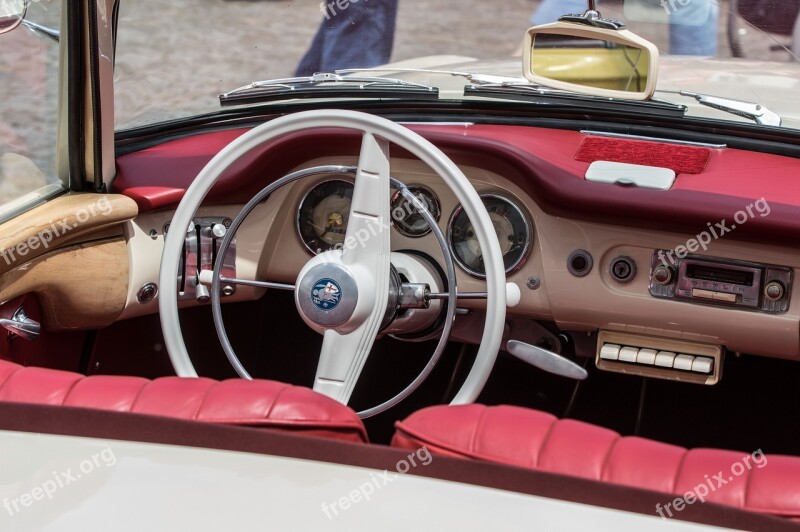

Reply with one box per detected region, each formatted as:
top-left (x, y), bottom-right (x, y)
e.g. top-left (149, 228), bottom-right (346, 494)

top-left (652, 265), bottom-right (674, 285)
top-left (764, 281), bottom-right (785, 302)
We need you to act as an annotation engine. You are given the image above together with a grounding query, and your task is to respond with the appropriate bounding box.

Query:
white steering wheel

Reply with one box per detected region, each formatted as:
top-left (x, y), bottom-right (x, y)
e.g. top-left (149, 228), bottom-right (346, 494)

top-left (158, 110), bottom-right (506, 415)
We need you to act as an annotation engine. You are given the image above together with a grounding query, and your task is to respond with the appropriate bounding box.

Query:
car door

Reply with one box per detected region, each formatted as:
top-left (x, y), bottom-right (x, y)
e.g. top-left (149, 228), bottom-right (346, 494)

top-left (0, 0), bottom-right (136, 362)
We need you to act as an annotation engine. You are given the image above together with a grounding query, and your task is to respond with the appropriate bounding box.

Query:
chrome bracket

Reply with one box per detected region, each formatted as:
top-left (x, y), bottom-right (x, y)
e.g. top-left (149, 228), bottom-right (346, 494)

top-left (558, 9), bottom-right (626, 30)
top-left (166, 217), bottom-right (237, 303)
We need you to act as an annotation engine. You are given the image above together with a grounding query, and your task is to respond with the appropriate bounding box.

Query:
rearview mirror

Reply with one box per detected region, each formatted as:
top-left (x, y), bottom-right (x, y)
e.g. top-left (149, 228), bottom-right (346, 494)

top-left (523, 22), bottom-right (659, 101)
top-left (0, 0), bottom-right (26, 35)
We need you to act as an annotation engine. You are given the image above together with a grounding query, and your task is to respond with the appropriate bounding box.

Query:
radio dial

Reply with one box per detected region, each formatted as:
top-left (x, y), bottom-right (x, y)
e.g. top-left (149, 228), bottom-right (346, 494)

top-left (652, 265), bottom-right (674, 285)
top-left (764, 281), bottom-right (785, 302)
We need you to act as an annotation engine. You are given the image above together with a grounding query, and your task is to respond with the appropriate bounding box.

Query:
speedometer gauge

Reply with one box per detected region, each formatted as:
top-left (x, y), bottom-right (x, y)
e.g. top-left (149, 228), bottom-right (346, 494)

top-left (448, 194), bottom-right (532, 278)
top-left (297, 180), bottom-right (354, 254)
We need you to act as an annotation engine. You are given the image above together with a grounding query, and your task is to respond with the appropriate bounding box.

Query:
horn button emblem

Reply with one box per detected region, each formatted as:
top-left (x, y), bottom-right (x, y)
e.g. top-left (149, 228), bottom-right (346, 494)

top-left (312, 278), bottom-right (342, 311)
top-left (297, 263), bottom-right (359, 328)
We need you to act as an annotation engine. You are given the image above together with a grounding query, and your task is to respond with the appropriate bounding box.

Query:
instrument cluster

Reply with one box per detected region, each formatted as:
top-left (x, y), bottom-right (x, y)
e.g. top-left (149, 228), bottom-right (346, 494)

top-left (296, 178), bottom-right (533, 278)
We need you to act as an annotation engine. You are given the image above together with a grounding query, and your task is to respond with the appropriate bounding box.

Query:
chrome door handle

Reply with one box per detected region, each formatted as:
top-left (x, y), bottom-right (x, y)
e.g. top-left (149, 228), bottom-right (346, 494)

top-left (0, 307), bottom-right (40, 341)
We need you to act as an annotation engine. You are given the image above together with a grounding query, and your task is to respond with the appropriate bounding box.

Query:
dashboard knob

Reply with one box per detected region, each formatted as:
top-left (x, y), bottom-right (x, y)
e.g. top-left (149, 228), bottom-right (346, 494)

top-left (652, 265), bottom-right (674, 285)
top-left (211, 224), bottom-right (227, 239)
top-left (764, 281), bottom-right (785, 302)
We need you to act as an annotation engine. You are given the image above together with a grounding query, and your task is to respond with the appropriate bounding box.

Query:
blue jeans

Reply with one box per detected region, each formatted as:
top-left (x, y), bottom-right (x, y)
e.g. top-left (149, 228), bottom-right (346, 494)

top-left (667, 0), bottom-right (718, 56)
top-left (530, 0), bottom-right (718, 56)
top-left (295, 0), bottom-right (399, 76)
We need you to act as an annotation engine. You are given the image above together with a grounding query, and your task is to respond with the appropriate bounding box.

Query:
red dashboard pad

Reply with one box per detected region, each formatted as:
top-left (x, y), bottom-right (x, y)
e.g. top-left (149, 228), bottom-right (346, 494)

top-left (575, 137), bottom-right (712, 175)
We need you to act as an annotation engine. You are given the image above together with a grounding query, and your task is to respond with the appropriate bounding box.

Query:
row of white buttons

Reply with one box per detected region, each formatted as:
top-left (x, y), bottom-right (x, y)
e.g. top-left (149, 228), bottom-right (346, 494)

top-left (600, 344), bottom-right (714, 374)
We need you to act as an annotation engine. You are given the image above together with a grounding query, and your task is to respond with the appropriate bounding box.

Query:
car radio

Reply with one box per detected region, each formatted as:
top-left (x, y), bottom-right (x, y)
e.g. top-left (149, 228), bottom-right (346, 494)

top-left (649, 252), bottom-right (792, 313)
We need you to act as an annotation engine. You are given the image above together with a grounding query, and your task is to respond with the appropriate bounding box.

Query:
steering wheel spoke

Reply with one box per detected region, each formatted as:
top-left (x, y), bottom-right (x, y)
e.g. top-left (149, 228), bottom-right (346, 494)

top-left (309, 133), bottom-right (392, 405)
top-left (341, 132), bottom-right (392, 266)
top-left (314, 327), bottom-right (374, 403)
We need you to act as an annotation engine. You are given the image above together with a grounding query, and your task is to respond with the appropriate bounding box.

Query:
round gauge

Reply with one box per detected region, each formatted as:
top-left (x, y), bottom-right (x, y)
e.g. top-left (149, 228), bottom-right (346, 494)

top-left (390, 186), bottom-right (441, 237)
top-left (297, 180), bottom-right (354, 254)
top-left (448, 194), bottom-right (532, 278)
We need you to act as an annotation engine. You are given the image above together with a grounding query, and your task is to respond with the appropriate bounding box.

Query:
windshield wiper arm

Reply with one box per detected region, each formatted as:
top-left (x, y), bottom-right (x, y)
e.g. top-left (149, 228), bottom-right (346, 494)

top-left (22, 20), bottom-right (60, 43)
top-left (219, 72), bottom-right (438, 106)
top-left (335, 67), bottom-right (528, 86)
top-left (659, 90), bottom-right (782, 127)
top-left (465, 83), bottom-right (687, 118)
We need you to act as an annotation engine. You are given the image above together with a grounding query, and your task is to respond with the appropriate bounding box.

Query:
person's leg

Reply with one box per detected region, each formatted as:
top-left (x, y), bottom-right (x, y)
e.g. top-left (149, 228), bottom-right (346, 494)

top-left (295, 21), bottom-right (327, 76)
top-left (668, 0), bottom-right (718, 56)
top-left (296, 0), bottom-right (399, 76)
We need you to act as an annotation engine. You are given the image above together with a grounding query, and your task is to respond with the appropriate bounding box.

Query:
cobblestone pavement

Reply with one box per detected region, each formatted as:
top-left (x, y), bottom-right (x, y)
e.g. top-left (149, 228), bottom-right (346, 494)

top-left (1, 0), bottom-right (794, 206)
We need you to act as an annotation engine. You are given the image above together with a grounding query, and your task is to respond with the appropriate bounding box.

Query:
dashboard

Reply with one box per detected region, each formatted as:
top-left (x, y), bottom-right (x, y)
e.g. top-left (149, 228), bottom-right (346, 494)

top-left (113, 123), bottom-right (800, 383)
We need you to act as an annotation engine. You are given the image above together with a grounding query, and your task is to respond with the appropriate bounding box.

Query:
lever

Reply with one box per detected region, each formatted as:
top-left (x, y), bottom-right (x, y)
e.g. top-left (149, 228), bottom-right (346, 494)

top-left (194, 281), bottom-right (211, 304)
top-left (427, 282), bottom-right (522, 307)
top-left (0, 307), bottom-right (41, 341)
top-left (505, 339), bottom-right (587, 380)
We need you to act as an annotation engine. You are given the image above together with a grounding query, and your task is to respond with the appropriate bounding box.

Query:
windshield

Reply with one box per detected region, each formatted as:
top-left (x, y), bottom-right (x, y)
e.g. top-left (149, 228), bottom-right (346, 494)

top-left (114, 0), bottom-right (800, 131)
top-left (0, 1), bottom-right (62, 210)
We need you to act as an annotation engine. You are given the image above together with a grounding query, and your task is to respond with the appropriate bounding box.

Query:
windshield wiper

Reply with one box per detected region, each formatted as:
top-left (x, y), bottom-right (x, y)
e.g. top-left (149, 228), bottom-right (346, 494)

top-left (658, 90), bottom-right (782, 127)
top-left (465, 83), bottom-right (687, 118)
top-left (219, 72), bottom-right (438, 106)
top-left (336, 67), bottom-right (528, 86)
top-left (22, 20), bottom-right (60, 43)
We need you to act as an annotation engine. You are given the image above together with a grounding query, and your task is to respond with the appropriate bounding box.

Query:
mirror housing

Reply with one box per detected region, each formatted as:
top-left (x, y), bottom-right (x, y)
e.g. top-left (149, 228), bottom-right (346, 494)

top-left (0, 0), bottom-right (26, 35)
top-left (523, 19), bottom-right (659, 101)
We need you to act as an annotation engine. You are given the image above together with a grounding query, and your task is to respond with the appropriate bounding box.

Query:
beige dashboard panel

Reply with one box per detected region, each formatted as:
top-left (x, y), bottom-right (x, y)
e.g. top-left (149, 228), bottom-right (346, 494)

top-left (537, 217), bottom-right (800, 359)
top-left (0, 238), bottom-right (129, 330)
top-left (118, 205), bottom-right (265, 321)
top-left (261, 156), bottom-right (554, 321)
top-left (121, 155), bottom-right (799, 362)
top-left (0, 193), bottom-right (138, 276)
top-left (271, 157), bottom-right (798, 360)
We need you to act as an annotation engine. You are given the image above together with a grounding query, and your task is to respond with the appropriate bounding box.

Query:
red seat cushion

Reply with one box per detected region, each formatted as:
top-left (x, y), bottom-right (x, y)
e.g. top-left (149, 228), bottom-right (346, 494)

top-left (0, 359), bottom-right (366, 443)
top-left (392, 404), bottom-right (800, 519)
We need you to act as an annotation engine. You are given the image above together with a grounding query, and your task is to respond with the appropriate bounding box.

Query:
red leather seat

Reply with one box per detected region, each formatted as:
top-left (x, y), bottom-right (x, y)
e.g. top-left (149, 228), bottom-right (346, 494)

top-left (393, 404), bottom-right (800, 520)
top-left (0, 359), bottom-right (366, 443)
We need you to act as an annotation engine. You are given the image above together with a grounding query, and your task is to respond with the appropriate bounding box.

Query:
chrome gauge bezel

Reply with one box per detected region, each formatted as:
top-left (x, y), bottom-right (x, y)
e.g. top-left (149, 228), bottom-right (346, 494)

top-left (447, 193), bottom-right (533, 279)
top-left (296, 178), bottom-right (355, 255)
top-left (390, 184), bottom-right (441, 238)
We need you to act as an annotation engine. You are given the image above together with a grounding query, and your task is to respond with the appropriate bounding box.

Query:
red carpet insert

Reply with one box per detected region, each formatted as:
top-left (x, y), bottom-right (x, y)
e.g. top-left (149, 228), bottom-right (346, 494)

top-left (575, 136), bottom-right (713, 175)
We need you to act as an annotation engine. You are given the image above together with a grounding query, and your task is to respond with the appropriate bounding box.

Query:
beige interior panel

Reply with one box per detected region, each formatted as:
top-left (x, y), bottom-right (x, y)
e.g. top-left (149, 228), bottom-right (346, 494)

top-left (120, 155), bottom-right (799, 360)
top-left (537, 219), bottom-right (800, 359)
top-left (0, 238), bottom-right (129, 330)
top-left (262, 156), bottom-right (553, 320)
top-left (0, 193), bottom-right (138, 276)
top-left (118, 205), bottom-right (264, 321)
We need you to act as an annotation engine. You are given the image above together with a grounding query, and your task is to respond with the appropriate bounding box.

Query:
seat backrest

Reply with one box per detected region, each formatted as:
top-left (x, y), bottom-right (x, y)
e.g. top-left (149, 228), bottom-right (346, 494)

top-left (0, 359), bottom-right (367, 443)
top-left (393, 404), bottom-right (800, 521)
